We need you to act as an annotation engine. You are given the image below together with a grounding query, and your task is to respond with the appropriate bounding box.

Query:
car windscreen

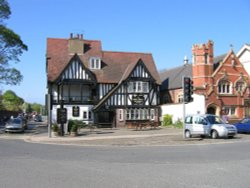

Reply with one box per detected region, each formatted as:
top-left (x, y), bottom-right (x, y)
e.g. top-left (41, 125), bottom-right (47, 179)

top-left (241, 118), bottom-right (250, 124)
top-left (9, 118), bottom-right (21, 124)
top-left (206, 116), bottom-right (223, 124)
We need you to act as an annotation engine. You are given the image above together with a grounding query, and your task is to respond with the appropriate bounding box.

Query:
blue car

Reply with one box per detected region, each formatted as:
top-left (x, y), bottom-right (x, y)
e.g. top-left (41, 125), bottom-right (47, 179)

top-left (234, 118), bottom-right (250, 133)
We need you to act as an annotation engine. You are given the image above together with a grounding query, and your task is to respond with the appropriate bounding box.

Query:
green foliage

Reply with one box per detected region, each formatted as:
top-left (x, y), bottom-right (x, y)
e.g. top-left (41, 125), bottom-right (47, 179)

top-left (173, 119), bottom-right (183, 129)
top-left (0, 0), bottom-right (11, 20)
top-left (163, 114), bottom-right (173, 126)
top-left (0, 0), bottom-right (28, 85)
top-left (31, 103), bottom-right (42, 113)
top-left (52, 123), bottom-right (59, 132)
top-left (0, 89), bottom-right (44, 113)
top-left (0, 92), bottom-right (4, 110)
top-left (2, 90), bottom-right (23, 111)
top-left (68, 119), bottom-right (85, 132)
top-left (70, 124), bottom-right (78, 133)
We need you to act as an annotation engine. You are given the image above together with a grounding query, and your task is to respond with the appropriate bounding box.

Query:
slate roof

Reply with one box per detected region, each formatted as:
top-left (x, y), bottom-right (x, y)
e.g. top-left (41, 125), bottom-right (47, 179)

top-left (213, 54), bottom-right (227, 70)
top-left (159, 54), bottom-right (227, 90)
top-left (159, 64), bottom-right (192, 90)
top-left (46, 37), bottom-right (161, 84)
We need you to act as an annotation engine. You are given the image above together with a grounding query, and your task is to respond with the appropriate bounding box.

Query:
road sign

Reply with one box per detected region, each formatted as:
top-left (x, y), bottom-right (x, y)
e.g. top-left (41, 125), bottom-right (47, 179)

top-left (57, 108), bottom-right (67, 124)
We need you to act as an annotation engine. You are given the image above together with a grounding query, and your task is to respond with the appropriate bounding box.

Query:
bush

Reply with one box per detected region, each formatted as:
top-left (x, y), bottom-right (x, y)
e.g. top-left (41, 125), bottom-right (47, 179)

top-left (67, 119), bottom-right (74, 132)
top-left (68, 119), bottom-right (86, 132)
top-left (70, 124), bottom-right (78, 132)
top-left (163, 114), bottom-right (173, 126)
top-left (173, 119), bottom-right (183, 128)
top-left (52, 123), bottom-right (59, 132)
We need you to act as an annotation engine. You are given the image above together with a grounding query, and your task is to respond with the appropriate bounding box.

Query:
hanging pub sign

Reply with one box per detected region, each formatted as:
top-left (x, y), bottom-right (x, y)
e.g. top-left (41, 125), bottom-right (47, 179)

top-left (57, 108), bottom-right (67, 124)
top-left (132, 95), bottom-right (145, 105)
top-left (72, 106), bottom-right (80, 117)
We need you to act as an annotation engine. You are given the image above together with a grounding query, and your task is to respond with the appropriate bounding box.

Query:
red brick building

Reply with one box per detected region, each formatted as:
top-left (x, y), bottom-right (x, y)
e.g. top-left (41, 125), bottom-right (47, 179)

top-left (193, 40), bottom-right (250, 120)
top-left (160, 40), bottom-right (250, 121)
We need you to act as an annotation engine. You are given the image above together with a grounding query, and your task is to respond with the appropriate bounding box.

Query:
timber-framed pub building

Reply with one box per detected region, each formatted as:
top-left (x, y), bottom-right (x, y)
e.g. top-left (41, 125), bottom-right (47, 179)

top-left (46, 34), bottom-right (161, 128)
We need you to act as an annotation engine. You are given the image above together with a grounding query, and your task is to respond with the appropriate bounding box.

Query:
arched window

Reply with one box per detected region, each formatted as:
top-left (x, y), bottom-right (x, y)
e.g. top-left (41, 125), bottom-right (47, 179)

top-left (235, 81), bottom-right (245, 92)
top-left (218, 80), bottom-right (231, 94)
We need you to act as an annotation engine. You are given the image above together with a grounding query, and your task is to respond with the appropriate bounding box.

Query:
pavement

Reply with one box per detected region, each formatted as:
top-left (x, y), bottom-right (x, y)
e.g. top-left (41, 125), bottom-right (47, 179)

top-left (1, 123), bottom-right (250, 146)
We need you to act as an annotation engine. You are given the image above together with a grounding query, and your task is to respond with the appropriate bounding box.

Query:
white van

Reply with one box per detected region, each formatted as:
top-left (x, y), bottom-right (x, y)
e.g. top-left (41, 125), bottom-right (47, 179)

top-left (184, 114), bottom-right (237, 139)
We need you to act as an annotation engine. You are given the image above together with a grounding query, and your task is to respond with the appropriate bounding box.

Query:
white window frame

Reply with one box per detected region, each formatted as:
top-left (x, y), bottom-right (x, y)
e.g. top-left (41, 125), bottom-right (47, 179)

top-left (83, 111), bottom-right (87, 119)
top-left (127, 81), bottom-right (149, 93)
top-left (224, 107), bottom-right (236, 116)
top-left (83, 110), bottom-right (92, 120)
top-left (88, 111), bottom-right (92, 120)
top-left (89, 57), bottom-right (101, 69)
top-left (150, 109), bottom-right (155, 120)
top-left (235, 81), bottom-right (245, 92)
top-left (119, 109), bottom-right (123, 121)
top-left (177, 93), bottom-right (183, 103)
top-left (126, 108), bottom-right (149, 120)
top-left (218, 80), bottom-right (232, 94)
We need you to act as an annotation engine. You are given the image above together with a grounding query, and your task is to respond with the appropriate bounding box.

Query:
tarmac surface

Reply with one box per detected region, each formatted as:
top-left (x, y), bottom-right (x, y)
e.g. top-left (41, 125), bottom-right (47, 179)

top-left (1, 122), bottom-right (250, 146)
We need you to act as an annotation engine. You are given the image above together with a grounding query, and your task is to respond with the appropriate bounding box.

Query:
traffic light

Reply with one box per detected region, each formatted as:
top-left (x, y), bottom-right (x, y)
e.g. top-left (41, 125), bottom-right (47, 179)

top-left (183, 77), bottom-right (193, 103)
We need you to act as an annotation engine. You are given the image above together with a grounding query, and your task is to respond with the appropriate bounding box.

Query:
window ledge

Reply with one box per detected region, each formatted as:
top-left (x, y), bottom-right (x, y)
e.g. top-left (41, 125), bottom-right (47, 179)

top-left (218, 94), bottom-right (237, 97)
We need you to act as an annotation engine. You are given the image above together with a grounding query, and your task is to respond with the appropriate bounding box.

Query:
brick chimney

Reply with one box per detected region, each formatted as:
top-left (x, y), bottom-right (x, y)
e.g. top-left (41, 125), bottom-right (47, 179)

top-left (68, 33), bottom-right (84, 54)
top-left (192, 40), bottom-right (214, 88)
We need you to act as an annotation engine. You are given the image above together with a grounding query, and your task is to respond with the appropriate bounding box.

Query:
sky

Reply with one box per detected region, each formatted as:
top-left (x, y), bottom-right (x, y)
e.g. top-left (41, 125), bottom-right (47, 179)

top-left (1, 0), bottom-right (250, 104)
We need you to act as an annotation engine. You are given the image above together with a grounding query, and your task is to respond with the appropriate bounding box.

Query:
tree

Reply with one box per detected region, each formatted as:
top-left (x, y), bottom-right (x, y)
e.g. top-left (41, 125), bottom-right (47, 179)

top-left (0, 0), bottom-right (28, 85)
top-left (31, 103), bottom-right (42, 114)
top-left (2, 90), bottom-right (24, 111)
top-left (0, 92), bottom-right (4, 110)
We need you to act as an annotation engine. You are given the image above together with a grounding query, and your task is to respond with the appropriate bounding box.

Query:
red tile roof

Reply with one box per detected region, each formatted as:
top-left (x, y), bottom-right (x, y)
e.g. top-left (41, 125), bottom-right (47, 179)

top-left (46, 37), bottom-right (161, 84)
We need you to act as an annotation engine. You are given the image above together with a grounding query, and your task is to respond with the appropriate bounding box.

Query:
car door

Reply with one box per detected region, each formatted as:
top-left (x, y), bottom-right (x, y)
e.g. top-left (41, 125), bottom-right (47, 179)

top-left (242, 118), bottom-right (250, 133)
top-left (192, 116), bottom-right (205, 134)
top-left (238, 118), bottom-right (248, 133)
top-left (236, 120), bottom-right (244, 133)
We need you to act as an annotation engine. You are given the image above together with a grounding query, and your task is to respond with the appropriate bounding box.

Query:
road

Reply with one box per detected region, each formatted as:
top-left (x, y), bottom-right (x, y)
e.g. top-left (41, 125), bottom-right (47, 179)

top-left (1, 137), bottom-right (250, 188)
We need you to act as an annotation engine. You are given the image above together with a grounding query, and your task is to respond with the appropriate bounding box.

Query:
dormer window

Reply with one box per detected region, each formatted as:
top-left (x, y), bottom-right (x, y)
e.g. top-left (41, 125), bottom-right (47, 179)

top-left (89, 57), bottom-right (101, 69)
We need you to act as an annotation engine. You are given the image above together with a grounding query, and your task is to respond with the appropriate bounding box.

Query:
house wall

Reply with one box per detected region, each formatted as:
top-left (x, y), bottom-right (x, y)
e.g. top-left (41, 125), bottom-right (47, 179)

top-left (238, 48), bottom-right (250, 76)
top-left (51, 104), bottom-right (94, 133)
top-left (161, 94), bottom-right (205, 123)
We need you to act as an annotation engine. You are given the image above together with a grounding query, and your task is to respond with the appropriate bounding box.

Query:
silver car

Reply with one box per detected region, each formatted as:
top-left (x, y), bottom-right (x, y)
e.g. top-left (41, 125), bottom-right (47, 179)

top-left (184, 114), bottom-right (237, 139)
top-left (5, 118), bottom-right (25, 133)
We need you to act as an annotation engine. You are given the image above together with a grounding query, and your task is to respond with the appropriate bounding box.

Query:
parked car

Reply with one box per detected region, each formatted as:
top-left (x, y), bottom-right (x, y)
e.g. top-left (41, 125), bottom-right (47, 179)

top-left (34, 115), bottom-right (42, 122)
top-left (5, 118), bottom-right (25, 133)
top-left (234, 118), bottom-right (250, 133)
top-left (184, 114), bottom-right (237, 139)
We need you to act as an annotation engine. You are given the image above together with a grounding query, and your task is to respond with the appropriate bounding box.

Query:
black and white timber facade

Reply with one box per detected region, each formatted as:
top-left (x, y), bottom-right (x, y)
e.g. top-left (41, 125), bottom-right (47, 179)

top-left (46, 34), bottom-right (161, 129)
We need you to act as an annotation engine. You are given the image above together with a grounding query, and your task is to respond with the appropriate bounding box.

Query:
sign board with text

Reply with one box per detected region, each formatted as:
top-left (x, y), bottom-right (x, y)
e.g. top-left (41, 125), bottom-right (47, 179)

top-left (57, 108), bottom-right (67, 124)
top-left (72, 106), bottom-right (80, 117)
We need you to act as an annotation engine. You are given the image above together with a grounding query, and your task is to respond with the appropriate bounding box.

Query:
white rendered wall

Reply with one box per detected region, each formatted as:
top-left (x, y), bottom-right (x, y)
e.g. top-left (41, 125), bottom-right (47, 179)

top-left (161, 94), bottom-right (205, 123)
top-left (238, 49), bottom-right (250, 76)
top-left (51, 105), bottom-right (94, 133)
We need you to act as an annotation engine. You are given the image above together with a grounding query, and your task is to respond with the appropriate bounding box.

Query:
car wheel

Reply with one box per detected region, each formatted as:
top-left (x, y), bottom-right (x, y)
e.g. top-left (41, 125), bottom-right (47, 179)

top-left (211, 130), bottom-right (218, 139)
top-left (185, 130), bottom-right (191, 138)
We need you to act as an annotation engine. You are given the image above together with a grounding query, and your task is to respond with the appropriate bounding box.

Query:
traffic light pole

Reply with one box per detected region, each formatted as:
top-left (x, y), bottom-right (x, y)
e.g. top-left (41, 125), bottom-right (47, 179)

top-left (182, 76), bottom-right (193, 139)
top-left (182, 76), bottom-right (186, 139)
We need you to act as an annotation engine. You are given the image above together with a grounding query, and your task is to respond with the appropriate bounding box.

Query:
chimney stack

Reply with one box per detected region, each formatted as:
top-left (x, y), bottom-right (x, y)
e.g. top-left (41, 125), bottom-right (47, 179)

top-left (68, 33), bottom-right (84, 54)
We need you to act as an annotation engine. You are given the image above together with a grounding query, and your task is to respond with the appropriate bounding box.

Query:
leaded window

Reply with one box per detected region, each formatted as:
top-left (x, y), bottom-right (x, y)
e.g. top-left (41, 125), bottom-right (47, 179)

top-left (218, 80), bottom-right (231, 94)
top-left (128, 81), bottom-right (149, 93)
